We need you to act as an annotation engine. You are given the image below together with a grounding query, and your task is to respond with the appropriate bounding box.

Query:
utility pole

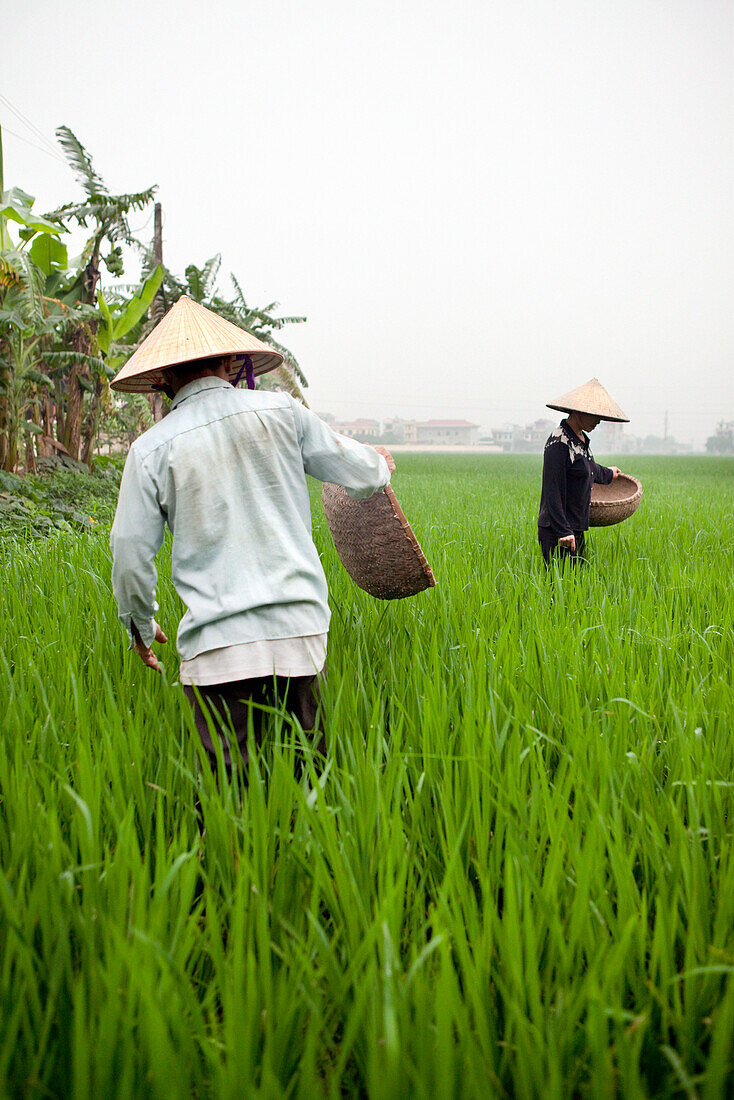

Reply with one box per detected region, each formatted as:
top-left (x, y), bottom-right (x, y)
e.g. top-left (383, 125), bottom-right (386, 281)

top-left (664, 409), bottom-right (668, 445)
top-left (150, 202), bottom-right (165, 421)
top-left (152, 202), bottom-right (163, 322)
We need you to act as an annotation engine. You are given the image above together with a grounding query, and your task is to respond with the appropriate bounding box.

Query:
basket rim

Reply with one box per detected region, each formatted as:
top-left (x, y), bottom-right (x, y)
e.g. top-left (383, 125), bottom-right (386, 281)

top-left (383, 484), bottom-right (436, 585)
top-left (590, 474), bottom-right (643, 508)
top-left (321, 481), bottom-right (436, 598)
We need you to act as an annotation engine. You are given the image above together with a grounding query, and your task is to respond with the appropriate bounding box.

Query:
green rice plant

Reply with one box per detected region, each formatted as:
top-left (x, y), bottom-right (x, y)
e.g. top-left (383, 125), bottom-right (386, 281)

top-left (0, 455), bottom-right (732, 1098)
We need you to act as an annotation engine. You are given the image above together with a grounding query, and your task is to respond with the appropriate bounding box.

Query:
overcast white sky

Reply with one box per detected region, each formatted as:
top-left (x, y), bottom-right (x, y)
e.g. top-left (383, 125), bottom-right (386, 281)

top-left (4, 0), bottom-right (733, 446)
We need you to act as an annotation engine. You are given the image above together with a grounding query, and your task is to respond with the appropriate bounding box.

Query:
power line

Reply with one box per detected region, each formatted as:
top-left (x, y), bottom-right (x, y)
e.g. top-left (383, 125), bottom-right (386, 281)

top-left (0, 92), bottom-right (64, 162)
top-left (0, 93), bottom-right (58, 150)
top-left (0, 123), bottom-right (67, 164)
top-left (129, 209), bottom-right (155, 235)
top-left (313, 396), bottom-right (729, 418)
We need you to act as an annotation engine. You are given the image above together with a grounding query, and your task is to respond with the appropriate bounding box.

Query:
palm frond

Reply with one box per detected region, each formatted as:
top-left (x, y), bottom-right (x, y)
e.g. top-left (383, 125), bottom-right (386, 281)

top-left (185, 254), bottom-right (222, 302)
top-left (244, 307), bottom-right (306, 332)
top-left (126, 391), bottom-right (154, 430)
top-left (56, 126), bottom-right (108, 198)
top-left (229, 275), bottom-right (248, 309)
top-left (262, 334), bottom-right (308, 388)
top-left (50, 189), bottom-right (156, 231)
top-left (44, 349), bottom-right (108, 376)
top-left (1, 251), bottom-right (45, 326)
top-left (184, 264), bottom-right (205, 302)
top-left (200, 255), bottom-right (221, 297)
top-left (271, 364), bottom-right (306, 403)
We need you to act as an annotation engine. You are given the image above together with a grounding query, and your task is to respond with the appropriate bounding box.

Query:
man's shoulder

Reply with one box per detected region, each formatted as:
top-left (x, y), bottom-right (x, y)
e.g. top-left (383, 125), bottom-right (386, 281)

top-left (128, 418), bottom-right (172, 463)
top-left (130, 413), bottom-right (185, 462)
top-left (131, 388), bottom-right (296, 461)
top-left (239, 389), bottom-right (294, 411)
top-left (223, 387), bottom-right (298, 427)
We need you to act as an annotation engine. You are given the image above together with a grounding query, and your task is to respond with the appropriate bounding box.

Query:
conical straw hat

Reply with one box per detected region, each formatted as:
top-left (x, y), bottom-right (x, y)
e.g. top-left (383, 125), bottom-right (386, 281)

top-left (546, 377), bottom-right (629, 422)
top-left (110, 296), bottom-right (284, 393)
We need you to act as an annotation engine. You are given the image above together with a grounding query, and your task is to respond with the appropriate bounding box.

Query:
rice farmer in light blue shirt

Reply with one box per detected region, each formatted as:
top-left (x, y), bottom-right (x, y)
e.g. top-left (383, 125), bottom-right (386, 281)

top-left (109, 296), bottom-right (392, 780)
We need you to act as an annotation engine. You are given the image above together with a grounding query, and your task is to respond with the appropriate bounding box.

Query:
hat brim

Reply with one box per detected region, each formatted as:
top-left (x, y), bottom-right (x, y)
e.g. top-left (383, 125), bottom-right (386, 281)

top-left (111, 349), bottom-right (283, 393)
top-left (546, 402), bottom-right (630, 424)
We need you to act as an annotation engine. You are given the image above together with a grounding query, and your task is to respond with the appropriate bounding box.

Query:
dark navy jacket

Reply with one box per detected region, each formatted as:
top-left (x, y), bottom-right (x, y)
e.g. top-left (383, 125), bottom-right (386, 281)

top-left (538, 419), bottom-right (613, 537)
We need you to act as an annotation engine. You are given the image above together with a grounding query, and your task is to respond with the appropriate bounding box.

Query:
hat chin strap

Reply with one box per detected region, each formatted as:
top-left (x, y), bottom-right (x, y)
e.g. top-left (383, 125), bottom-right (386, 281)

top-left (232, 354), bottom-right (255, 390)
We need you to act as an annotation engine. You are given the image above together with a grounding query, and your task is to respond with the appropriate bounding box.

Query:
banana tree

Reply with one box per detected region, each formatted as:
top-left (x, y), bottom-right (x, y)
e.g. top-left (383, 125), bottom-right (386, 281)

top-left (0, 309), bottom-right (52, 472)
top-left (96, 265), bottom-right (164, 370)
top-left (49, 126), bottom-right (156, 458)
top-left (0, 184), bottom-right (68, 469)
top-left (86, 265), bottom-right (163, 463)
top-left (0, 293), bottom-right (95, 473)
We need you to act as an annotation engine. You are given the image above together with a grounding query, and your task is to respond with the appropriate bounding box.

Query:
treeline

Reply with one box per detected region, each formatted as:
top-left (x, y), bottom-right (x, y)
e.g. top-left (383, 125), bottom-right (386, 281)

top-left (705, 422), bottom-right (734, 455)
top-left (0, 126), bottom-right (306, 474)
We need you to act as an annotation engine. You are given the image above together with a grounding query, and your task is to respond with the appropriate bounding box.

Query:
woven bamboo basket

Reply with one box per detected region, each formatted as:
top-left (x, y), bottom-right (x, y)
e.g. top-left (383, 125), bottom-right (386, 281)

top-left (589, 474), bottom-right (643, 527)
top-left (322, 483), bottom-right (436, 600)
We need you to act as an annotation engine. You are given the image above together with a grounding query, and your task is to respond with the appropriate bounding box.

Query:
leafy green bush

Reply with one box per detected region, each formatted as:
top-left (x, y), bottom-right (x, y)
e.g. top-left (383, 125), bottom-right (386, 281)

top-left (0, 457), bottom-right (122, 539)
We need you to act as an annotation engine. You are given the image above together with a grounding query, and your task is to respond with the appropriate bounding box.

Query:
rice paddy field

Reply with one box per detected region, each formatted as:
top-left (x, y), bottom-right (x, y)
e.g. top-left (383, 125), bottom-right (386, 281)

top-left (1, 453), bottom-right (733, 1099)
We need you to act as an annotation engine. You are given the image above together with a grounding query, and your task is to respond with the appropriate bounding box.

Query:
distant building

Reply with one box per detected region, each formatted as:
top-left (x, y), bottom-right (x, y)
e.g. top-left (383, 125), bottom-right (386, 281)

top-left (593, 421), bottom-right (625, 451)
top-left (412, 419), bottom-right (480, 445)
top-left (491, 419), bottom-right (555, 453)
top-left (705, 421), bottom-right (734, 454)
top-left (380, 417), bottom-right (409, 443)
top-left (491, 424), bottom-right (517, 451)
top-left (319, 413), bottom-right (482, 446)
top-left (487, 417), bottom-right (668, 455)
top-left (328, 417), bottom-right (380, 441)
top-left (522, 419), bottom-right (557, 449)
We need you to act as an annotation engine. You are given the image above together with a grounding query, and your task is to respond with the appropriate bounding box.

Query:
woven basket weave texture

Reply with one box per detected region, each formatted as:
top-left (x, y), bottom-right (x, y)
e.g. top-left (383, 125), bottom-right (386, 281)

top-left (322, 483), bottom-right (436, 600)
top-left (589, 474), bottom-right (643, 527)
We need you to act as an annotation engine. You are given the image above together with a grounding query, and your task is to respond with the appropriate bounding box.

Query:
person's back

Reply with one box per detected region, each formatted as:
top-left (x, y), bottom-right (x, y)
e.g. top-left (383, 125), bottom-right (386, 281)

top-left (115, 378), bottom-right (339, 659)
top-left (110, 364), bottom-right (390, 781)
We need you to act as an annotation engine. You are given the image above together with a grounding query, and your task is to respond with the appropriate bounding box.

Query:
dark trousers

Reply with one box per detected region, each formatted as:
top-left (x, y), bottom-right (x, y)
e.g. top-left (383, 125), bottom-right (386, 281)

top-left (538, 526), bottom-right (586, 566)
top-left (183, 673), bottom-right (325, 780)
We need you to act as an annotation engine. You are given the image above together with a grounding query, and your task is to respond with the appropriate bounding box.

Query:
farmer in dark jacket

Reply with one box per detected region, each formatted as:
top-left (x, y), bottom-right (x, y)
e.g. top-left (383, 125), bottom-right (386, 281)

top-left (538, 377), bottom-right (628, 564)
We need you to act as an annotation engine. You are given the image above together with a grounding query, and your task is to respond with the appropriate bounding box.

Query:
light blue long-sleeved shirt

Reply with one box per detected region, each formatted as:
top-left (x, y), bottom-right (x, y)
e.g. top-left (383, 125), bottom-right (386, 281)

top-left (110, 377), bottom-right (389, 659)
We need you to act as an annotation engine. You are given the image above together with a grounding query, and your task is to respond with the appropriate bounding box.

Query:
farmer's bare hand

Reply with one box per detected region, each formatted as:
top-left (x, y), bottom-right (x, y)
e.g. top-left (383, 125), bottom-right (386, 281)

top-left (610, 466), bottom-right (622, 479)
top-left (374, 445), bottom-right (396, 474)
top-left (558, 534), bottom-right (576, 553)
top-left (133, 622), bottom-right (168, 672)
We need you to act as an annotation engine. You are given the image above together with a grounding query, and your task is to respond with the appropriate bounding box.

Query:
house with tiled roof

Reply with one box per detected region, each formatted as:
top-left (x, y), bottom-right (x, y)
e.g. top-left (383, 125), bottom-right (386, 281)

top-left (327, 417), bottom-right (381, 440)
top-left (411, 419), bottom-right (480, 445)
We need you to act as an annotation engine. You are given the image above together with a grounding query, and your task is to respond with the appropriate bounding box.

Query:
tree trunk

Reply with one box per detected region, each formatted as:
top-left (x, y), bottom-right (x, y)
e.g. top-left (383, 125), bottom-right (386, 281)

top-left (63, 365), bottom-right (87, 460)
top-left (63, 328), bottom-right (92, 461)
top-left (150, 392), bottom-right (164, 422)
top-left (150, 203), bottom-right (166, 423)
top-left (30, 385), bottom-right (46, 459)
top-left (0, 395), bottom-right (7, 470)
top-left (62, 256), bottom-right (101, 461)
top-left (54, 379), bottom-right (65, 443)
top-left (3, 430), bottom-right (17, 473)
top-left (81, 380), bottom-right (103, 467)
top-left (24, 433), bottom-right (37, 475)
top-left (41, 390), bottom-right (53, 453)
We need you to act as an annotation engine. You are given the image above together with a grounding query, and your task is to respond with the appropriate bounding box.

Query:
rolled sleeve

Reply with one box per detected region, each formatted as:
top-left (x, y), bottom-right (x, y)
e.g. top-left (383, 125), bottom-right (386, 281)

top-left (289, 399), bottom-right (390, 499)
top-left (110, 446), bottom-right (166, 648)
